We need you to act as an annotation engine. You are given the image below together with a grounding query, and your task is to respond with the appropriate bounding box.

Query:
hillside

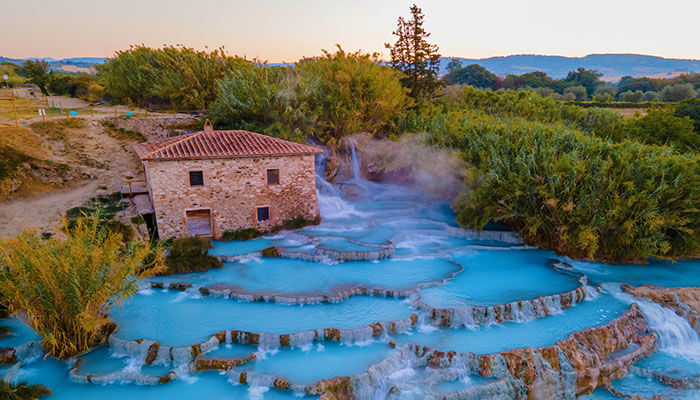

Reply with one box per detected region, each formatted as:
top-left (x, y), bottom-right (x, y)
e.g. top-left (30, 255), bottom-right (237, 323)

top-left (0, 57), bottom-right (106, 74)
top-left (440, 53), bottom-right (700, 80)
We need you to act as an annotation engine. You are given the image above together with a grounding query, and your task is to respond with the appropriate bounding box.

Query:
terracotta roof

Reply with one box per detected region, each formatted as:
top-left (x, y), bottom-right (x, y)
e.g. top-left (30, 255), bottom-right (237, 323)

top-left (133, 129), bottom-right (323, 161)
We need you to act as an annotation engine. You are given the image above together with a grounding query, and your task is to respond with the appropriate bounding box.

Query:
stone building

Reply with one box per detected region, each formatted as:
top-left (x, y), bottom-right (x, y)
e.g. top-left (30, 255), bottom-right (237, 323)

top-left (133, 122), bottom-right (322, 239)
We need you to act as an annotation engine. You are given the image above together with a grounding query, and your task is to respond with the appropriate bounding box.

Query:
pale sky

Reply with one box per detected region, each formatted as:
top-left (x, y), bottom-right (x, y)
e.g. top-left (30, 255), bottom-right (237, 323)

top-left (1, 0), bottom-right (699, 62)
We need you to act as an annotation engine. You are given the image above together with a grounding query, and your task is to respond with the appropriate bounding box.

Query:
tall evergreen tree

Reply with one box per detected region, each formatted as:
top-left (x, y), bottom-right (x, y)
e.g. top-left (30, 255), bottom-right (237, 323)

top-left (385, 4), bottom-right (441, 101)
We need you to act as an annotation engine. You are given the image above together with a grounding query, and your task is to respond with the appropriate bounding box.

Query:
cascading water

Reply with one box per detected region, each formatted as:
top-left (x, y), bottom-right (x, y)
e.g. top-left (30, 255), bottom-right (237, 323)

top-left (3, 141), bottom-right (700, 399)
top-left (314, 146), bottom-right (365, 219)
top-left (350, 142), bottom-right (361, 180)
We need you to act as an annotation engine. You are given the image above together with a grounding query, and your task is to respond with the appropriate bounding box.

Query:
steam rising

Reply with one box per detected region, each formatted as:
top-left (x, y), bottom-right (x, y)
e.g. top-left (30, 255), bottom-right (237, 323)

top-left (348, 133), bottom-right (469, 199)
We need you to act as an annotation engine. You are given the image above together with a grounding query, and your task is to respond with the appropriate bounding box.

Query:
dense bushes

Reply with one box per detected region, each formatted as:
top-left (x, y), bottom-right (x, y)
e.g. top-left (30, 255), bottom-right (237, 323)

top-left (220, 228), bottom-right (264, 241)
top-left (425, 109), bottom-right (700, 263)
top-left (0, 380), bottom-right (52, 399)
top-left (98, 45), bottom-right (247, 109)
top-left (210, 47), bottom-right (409, 144)
top-left (620, 106), bottom-right (699, 151)
top-left (163, 237), bottom-right (222, 274)
top-left (0, 215), bottom-right (164, 359)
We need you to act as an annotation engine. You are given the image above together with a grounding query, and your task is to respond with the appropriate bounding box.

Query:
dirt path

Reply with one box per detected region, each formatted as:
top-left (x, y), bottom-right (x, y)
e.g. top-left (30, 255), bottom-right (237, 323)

top-left (0, 113), bottom-right (145, 238)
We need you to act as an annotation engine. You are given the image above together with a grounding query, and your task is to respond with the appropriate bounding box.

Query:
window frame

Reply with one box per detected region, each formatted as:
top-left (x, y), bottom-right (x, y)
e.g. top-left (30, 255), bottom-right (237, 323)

top-left (189, 170), bottom-right (204, 187)
top-left (266, 168), bottom-right (280, 185)
top-left (256, 206), bottom-right (271, 222)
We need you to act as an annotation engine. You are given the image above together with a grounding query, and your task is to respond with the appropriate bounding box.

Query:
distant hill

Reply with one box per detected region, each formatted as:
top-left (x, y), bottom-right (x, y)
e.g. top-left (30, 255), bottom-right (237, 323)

top-left (440, 54), bottom-right (700, 80)
top-left (0, 57), bottom-right (106, 74)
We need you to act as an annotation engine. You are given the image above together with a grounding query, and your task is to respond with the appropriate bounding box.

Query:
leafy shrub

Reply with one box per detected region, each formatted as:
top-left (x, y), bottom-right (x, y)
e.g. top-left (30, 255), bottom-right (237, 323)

top-left (98, 45), bottom-right (247, 109)
top-left (675, 98), bottom-right (700, 133)
top-left (0, 215), bottom-right (164, 359)
top-left (661, 83), bottom-right (695, 102)
top-left (261, 247), bottom-right (280, 257)
top-left (621, 106), bottom-right (699, 151)
top-left (220, 228), bottom-right (264, 241)
top-left (272, 215), bottom-right (320, 232)
top-left (0, 380), bottom-right (52, 399)
top-left (427, 109), bottom-right (700, 263)
top-left (163, 237), bottom-right (223, 275)
top-left (131, 215), bottom-right (146, 225)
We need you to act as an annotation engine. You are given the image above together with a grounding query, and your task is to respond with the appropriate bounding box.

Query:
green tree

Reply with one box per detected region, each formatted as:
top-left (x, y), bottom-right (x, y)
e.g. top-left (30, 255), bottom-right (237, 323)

top-left (660, 83), bottom-right (695, 102)
top-left (520, 71), bottom-right (553, 88)
top-left (444, 64), bottom-right (497, 88)
top-left (209, 64), bottom-right (305, 140)
top-left (0, 213), bottom-right (164, 359)
top-left (563, 85), bottom-right (588, 101)
top-left (18, 60), bottom-right (51, 95)
top-left (619, 90), bottom-right (644, 102)
top-left (297, 47), bottom-right (410, 143)
top-left (564, 68), bottom-right (603, 97)
top-left (675, 98), bottom-right (700, 132)
top-left (622, 106), bottom-right (698, 151)
top-left (385, 4), bottom-right (441, 101)
top-left (445, 58), bottom-right (462, 74)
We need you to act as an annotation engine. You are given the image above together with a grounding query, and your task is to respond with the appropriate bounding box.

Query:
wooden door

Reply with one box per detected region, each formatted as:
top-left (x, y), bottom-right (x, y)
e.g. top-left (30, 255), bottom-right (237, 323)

top-left (186, 209), bottom-right (212, 236)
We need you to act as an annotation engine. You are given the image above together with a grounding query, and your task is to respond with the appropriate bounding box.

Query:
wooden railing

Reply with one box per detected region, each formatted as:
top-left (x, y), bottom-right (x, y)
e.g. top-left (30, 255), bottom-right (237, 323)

top-left (115, 179), bottom-right (148, 196)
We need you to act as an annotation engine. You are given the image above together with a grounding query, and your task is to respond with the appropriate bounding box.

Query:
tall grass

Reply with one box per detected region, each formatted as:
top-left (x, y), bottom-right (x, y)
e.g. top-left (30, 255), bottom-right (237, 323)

top-left (0, 213), bottom-right (164, 359)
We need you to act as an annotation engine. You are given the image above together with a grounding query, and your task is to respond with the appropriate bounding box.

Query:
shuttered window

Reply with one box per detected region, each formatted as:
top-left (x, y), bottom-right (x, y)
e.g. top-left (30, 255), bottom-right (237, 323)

top-left (189, 171), bottom-right (204, 186)
top-left (267, 169), bottom-right (279, 185)
top-left (257, 207), bottom-right (270, 222)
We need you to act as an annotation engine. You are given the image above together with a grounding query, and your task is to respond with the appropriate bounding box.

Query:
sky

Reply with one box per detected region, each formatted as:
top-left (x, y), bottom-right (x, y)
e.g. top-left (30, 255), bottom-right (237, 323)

top-left (2, 0), bottom-right (699, 61)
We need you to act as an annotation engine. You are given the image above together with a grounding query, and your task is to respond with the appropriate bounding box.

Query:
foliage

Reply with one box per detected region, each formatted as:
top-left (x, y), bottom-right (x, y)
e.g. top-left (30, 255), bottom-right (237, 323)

top-left (209, 64), bottom-right (305, 140)
top-left (445, 58), bottom-right (462, 74)
top-left (296, 47), bottom-right (409, 143)
top-left (261, 247), bottom-right (280, 257)
top-left (619, 90), bottom-right (644, 102)
top-left (385, 4), bottom-right (441, 101)
top-left (424, 108), bottom-right (700, 263)
top-left (405, 85), bottom-right (624, 138)
top-left (660, 83), bottom-right (696, 102)
top-left (98, 45), bottom-right (247, 109)
top-left (675, 98), bottom-right (700, 132)
top-left (620, 106), bottom-right (699, 151)
top-left (564, 85), bottom-right (588, 101)
top-left (0, 380), bottom-right (52, 399)
top-left (444, 64), bottom-right (498, 88)
top-left (163, 237), bottom-right (222, 275)
top-left (272, 215), bottom-right (320, 232)
top-left (210, 47), bottom-right (408, 143)
top-left (18, 60), bottom-right (51, 95)
top-left (0, 214), bottom-right (164, 359)
top-left (563, 68), bottom-right (603, 96)
top-left (220, 228), bottom-right (264, 241)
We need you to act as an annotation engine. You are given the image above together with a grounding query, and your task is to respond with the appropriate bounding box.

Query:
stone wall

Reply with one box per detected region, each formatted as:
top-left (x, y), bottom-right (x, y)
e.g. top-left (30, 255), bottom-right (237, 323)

top-left (143, 154), bottom-right (319, 239)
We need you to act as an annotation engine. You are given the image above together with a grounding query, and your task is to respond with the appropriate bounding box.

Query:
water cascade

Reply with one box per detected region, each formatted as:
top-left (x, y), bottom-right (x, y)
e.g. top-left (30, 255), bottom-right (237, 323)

top-left (0, 145), bottom-right (698, 399)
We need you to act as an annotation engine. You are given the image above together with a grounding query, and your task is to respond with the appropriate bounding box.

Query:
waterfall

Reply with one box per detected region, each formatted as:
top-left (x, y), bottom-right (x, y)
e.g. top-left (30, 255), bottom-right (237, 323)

top-left (315, 146), bottom-right (365, 219)
top-left (607, 283), bottom-right (700, 364)
top-left (351, 142), bottom-right (361, 180)
top-left (636, 300), bottom-right (700, 364)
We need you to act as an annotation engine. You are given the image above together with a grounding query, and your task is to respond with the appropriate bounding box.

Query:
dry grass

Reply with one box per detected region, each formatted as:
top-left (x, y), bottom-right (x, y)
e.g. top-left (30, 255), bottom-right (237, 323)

top-left (606, 108), bottom-right (647, 119)
top-left (0, 126), bottom-right (48, 159)
top-left (0, 98), bottom-right (41, 125)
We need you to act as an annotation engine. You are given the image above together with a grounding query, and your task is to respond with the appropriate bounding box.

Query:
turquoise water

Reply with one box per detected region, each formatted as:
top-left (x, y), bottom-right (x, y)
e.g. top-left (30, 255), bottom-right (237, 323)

top-left (2, 162), bottom-right (699, 399)
top-left (396, 294), bottom-right (628, 353)
top-left (151, 257), bottom-right (460, 293)
top-left (110, 291), bottom-right (415, 346)
top-left (247, 342), bottom-right (394, 384)
top-left (417, 249), bottom-right (581, 307)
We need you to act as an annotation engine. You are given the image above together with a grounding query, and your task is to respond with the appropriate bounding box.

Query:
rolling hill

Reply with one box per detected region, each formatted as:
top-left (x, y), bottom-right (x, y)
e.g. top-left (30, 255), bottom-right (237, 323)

top-left (440, 54), bottom-right (700, 80)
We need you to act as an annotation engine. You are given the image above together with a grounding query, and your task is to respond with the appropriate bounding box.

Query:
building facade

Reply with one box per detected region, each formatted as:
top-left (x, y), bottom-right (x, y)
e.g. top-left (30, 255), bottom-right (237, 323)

top-left (133, 123), bottom-right (322, 239)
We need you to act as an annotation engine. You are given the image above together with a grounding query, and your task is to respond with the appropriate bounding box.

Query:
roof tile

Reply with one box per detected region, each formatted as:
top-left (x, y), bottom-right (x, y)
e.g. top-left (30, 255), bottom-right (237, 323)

top-left (133, 130), bottom-right (323, 161)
